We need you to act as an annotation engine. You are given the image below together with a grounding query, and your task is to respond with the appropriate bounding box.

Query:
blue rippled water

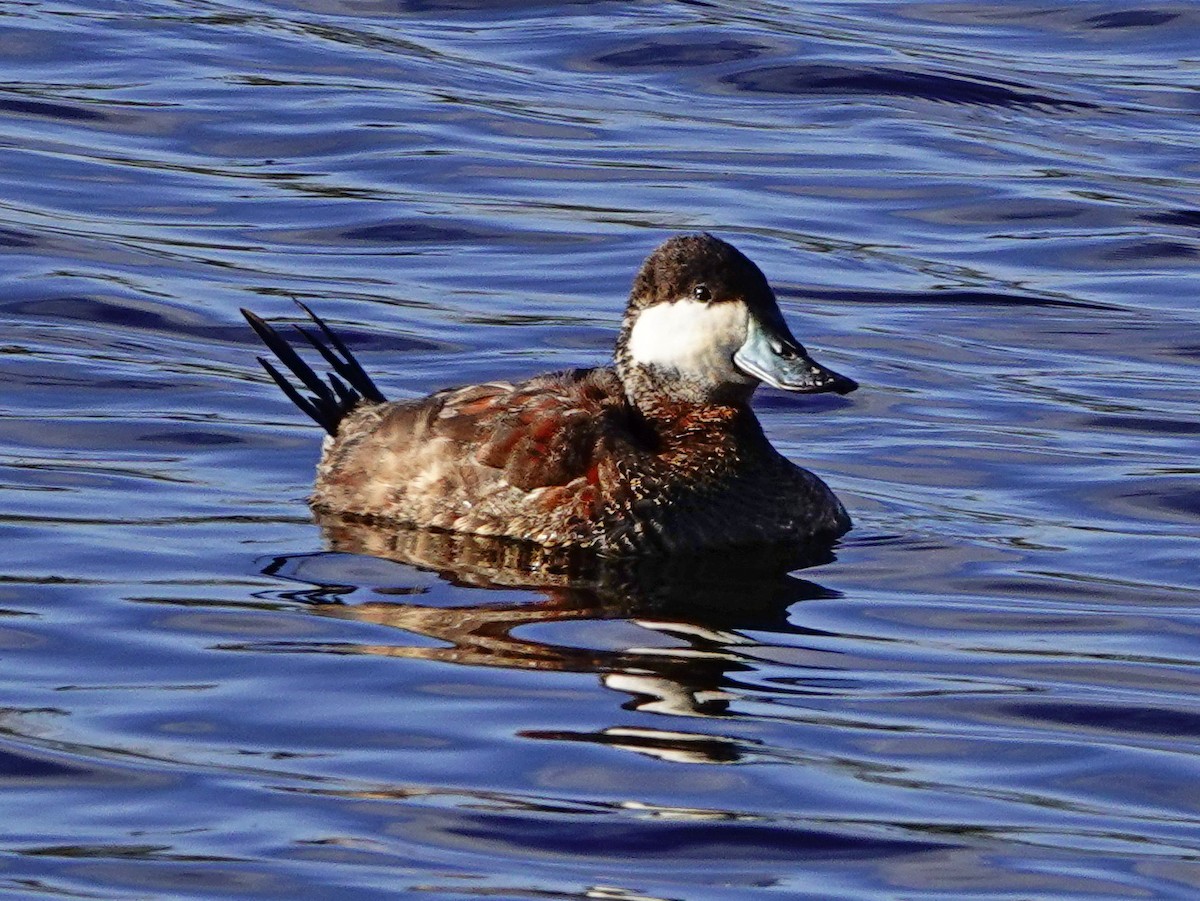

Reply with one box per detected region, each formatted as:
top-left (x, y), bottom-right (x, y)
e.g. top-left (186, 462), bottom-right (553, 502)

top-left (1, 1), bottom-right (1199, 898)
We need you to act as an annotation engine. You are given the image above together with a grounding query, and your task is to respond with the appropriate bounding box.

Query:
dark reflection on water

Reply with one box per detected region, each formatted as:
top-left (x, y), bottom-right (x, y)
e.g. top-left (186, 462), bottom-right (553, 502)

top-left (259, 518), bottom-right (842, 753)
top-left (1085, 10), bottom-right (1178, 29)
top-left (2, 0), bottom-right (1200, 897)
top-left (0, 96), bottom-right (108, 122)
top-left (590, 38), bottom-right (774, 71)
top-left (723, 64), bottom-right (1093, 109)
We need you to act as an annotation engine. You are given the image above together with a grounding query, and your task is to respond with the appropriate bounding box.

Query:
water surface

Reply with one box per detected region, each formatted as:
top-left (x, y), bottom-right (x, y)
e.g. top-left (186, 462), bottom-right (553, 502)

top-left (1, 1), bottom-right (1199, 898)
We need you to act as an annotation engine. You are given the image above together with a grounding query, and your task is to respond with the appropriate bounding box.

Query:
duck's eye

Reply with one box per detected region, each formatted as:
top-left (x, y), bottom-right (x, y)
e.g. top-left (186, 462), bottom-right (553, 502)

top-left (693, 284), bottom-right (712, 302)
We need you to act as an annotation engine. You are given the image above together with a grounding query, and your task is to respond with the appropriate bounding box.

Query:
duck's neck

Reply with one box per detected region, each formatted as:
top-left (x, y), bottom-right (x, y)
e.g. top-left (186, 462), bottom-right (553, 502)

top-left (617, 356), bottom-right (756, 409)
top-left (630, 392), bottom-right (772, 469)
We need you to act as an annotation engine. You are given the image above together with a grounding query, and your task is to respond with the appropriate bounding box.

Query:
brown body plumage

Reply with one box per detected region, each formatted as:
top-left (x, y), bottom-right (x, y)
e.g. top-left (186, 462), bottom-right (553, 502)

top-left (245, 234), bottom-right (857, 556)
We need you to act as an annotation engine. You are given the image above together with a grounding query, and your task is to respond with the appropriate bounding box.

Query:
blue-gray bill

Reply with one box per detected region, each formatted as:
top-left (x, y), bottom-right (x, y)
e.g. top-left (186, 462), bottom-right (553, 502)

top-left (733, 314), bottom-right (858, 395)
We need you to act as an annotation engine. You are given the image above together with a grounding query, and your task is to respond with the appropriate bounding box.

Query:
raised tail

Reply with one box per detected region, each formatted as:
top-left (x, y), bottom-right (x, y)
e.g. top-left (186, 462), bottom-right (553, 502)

top-left (242, 302), bottom-right (387, 436)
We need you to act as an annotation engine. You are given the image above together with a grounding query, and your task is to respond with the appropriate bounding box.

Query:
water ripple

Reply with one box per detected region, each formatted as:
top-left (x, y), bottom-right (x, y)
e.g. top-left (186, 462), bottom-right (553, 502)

top-left (1, 0), bottom-right (1199, 898)
top-left (723, 64), bottom-right (1095, 109)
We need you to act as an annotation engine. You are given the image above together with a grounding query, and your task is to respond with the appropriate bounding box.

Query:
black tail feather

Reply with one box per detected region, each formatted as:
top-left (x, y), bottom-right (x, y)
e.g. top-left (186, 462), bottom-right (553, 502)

top-left (295, 301), bottom-right (386, 403)
top-left (257, 355), bottom-right (325, 426)
top-left (242, 304), bottom-right (386, 435)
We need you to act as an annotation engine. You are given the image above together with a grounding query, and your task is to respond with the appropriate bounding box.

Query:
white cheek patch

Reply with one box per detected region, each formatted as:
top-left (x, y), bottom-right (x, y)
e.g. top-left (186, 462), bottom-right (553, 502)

top-left (626, 299), bottom-right (750, 380)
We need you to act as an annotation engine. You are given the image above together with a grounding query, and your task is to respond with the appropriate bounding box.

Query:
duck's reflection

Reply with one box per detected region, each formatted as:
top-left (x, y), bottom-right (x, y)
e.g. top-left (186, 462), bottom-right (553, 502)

top-left (261, 513), bottom-right (842, 764)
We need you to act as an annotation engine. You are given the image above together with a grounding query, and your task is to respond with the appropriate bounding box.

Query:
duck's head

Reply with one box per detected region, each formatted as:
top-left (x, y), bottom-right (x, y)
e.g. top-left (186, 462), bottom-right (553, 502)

top-left (615, 234), bottom-right (857, 412)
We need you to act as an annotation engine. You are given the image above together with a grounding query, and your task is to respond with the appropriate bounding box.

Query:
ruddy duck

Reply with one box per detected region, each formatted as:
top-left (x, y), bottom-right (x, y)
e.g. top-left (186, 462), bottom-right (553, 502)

top-left (243, 233), bottom-right (857, 555)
